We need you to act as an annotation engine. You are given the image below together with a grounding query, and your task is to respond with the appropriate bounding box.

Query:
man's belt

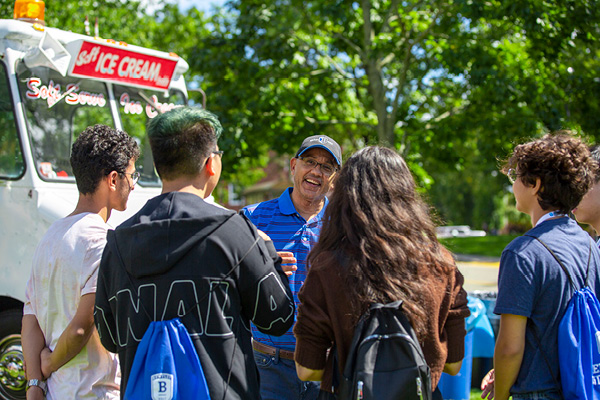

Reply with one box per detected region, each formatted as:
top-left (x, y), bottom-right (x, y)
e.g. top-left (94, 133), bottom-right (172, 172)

top-left (252, 340), bottom-right (295, 360)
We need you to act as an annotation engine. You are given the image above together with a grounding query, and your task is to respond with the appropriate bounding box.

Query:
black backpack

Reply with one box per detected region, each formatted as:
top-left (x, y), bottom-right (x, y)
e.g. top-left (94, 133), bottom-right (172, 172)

top-left (336, 301), bottom-right (432, 400)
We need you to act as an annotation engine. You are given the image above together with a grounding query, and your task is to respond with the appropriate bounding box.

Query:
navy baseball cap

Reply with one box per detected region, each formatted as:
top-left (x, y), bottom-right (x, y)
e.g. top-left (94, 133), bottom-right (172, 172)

top-left (295, 135), bottom-right (342, 166)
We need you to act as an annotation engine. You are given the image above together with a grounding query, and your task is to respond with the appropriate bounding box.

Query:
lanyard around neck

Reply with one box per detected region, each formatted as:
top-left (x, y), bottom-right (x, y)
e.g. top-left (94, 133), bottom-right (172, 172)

top-left (535, 211), bottom-right (566, 227)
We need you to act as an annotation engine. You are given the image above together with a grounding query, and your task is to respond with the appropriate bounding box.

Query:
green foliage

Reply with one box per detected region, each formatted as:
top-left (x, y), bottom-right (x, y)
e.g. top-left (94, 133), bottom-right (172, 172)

top-left (490, 192), bottom-right (532, 234)
top-left (193, 0), bottom-right (600, 225)
top-left (440, 235), bottom-right (519, 258)
top-left (0, 1), bottom-right (11, 18)
top-left (470, 389), bottom-right (484, 400)
top-left (2, 0), bottom-right (600, 225)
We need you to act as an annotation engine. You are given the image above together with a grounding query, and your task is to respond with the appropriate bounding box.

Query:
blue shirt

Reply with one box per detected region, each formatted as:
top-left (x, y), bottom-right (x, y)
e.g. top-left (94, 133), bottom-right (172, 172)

top-left (495, 217), bottom-right (600, 398)
top-left (242, 188), bottom-right (328, 350)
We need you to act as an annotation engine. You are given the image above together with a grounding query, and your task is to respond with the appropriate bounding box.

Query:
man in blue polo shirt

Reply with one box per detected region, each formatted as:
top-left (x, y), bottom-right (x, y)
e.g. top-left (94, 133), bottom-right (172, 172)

top-left (243, 135), bottom-right (342, 400)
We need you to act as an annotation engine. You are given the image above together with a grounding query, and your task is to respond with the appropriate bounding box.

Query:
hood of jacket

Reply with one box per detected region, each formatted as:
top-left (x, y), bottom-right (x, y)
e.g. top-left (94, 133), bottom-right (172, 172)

top-left (108, 191), bottom-right (235, 279)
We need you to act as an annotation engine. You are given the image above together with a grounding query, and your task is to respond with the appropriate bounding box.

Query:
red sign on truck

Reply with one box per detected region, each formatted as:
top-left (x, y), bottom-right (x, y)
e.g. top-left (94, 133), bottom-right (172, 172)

top-left (69, 40), bottom-right (178, 90)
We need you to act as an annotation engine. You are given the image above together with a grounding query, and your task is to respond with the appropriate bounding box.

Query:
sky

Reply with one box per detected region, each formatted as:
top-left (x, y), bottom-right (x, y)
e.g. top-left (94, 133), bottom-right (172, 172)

top-left (141, 0), bottom-right (227, 14)
top-left (173, 0), bottom-right (227, 13)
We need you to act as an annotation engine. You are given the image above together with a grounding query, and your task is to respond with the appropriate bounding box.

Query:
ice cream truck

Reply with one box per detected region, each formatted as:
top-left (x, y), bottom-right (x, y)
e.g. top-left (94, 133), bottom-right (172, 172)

top-left (0, 2), bottom-right (190, 397)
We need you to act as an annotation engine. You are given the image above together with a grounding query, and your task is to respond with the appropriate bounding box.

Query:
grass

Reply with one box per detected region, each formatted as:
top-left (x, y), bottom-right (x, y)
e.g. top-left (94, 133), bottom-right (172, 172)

top-left (471, 389), bottom-right (483, 400)
top-left (471, 390), bottom-right (510, 400)
top-left (439, 235), bottom-right (519, 258)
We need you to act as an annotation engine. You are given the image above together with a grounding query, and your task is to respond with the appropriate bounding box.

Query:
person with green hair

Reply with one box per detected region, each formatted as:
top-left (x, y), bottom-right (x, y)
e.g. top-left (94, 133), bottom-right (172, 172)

top-left (95, 106), bottom-right (295, 400)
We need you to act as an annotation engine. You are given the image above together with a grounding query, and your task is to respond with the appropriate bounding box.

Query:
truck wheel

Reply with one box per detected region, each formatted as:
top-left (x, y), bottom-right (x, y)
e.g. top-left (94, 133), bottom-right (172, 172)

top-left (0, 310), bottom-right (25, 399)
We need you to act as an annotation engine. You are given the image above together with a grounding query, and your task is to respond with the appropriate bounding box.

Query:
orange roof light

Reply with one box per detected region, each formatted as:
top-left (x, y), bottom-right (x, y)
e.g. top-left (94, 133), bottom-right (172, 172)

top-left (14, 0), bottom-right (45, 25)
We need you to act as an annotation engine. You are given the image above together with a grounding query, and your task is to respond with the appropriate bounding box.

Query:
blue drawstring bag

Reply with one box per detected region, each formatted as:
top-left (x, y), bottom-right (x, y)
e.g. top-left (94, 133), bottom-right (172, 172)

top-left (124, 318), bottom-right (211, 400)
top-left (527, 235), bottom-right (600, 400)
top-left (558, 287), bottom-right (600, 400)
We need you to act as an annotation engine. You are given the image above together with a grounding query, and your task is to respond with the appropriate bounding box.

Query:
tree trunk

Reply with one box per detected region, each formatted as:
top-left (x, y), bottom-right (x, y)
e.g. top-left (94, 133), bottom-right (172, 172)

top-left (365, 61), bottom-right (393, 147)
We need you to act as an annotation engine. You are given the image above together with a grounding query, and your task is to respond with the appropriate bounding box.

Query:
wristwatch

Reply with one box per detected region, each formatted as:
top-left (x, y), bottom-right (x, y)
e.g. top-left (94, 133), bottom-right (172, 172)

top-left (26, 379), bottom-right (47, 396)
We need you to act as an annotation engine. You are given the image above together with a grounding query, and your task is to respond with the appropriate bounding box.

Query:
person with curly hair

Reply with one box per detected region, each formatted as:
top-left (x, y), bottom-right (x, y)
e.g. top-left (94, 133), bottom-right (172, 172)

top-left (22, 125), bottom-right (139, 399)
top-left (293, 146), bottom-right (470, 398)
top-left (481, 133), bottom-right (600, 400)
top-left (573, 145), bottom-right (600, 240)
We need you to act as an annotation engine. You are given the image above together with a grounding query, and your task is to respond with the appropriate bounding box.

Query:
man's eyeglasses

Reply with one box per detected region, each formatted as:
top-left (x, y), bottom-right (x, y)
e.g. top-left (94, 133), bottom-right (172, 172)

top-left (122, 171), bottom-right (140, 186)
top-left (205, 150), bottom-right (223, 166)
top-left (507, 168), bottom-right (519, 184)
top-left (296, 156), bottom-right (338, 176)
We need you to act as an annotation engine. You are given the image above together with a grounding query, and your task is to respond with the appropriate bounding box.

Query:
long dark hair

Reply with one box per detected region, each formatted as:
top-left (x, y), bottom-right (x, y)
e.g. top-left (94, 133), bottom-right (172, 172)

top-left (309, 146), bottom-right (453, 337)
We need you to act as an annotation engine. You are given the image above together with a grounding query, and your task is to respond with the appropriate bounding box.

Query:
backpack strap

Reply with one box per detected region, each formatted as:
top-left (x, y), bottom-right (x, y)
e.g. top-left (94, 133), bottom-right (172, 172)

top-left (524, 235), bottom-right (575, 291)
top-left (370, 300), bottom-right (403, 311)
top-left (330, 344), bottom-right (340, 393)
top-left (585, 239), bottom-right (593, 288)
top-left (530, 320), bottom-right (563, 397)
top-left (522, 234), bottom-right (593, 397)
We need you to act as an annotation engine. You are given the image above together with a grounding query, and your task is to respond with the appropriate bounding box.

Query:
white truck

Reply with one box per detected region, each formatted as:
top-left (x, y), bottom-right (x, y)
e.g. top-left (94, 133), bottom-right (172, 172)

top-left (0, 3), bottom-right (190, 398)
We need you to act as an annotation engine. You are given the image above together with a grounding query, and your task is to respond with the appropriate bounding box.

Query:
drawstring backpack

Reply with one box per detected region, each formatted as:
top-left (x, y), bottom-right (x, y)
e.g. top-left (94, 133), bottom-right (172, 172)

top-left (124, 318), bottom-right (210, 400)
top-left (110, 217), bottom-right (261, 400)
top-left (526, 235), bottom-right (600, 400)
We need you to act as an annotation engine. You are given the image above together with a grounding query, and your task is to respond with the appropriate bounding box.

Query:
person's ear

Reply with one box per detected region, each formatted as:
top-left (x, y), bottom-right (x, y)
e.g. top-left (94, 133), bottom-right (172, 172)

top-left (107, 171), bottom-right (120, 191)
top-left (290, 157), bottom-right (297, 175)
top-left (205, 155), bottom-right (217, 176)
top-left (533, 177), bottom-right (542, 194)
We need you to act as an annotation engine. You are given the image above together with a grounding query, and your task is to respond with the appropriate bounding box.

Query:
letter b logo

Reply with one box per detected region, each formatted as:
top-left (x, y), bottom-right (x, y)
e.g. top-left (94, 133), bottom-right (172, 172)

top-left (151, 374), bottom-right (173, 400)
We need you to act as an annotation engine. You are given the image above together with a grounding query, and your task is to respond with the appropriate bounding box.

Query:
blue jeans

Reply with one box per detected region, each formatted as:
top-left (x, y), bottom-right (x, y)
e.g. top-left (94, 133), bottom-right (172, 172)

top-left (511, 391), bottom-right (561, 400)
top-left (253, 349), bottom-right (320, 400)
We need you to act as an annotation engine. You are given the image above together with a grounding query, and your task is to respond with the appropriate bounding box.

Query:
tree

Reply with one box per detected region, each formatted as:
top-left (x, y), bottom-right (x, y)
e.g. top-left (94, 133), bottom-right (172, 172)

top-left (425, 0), bottom-right (600, 227)
top-left (198, 0), bottom-right (472, 149)
top-left (4, 0), bottom-right (599, 226)
top-left (194, 0), bottom-right (600, 226)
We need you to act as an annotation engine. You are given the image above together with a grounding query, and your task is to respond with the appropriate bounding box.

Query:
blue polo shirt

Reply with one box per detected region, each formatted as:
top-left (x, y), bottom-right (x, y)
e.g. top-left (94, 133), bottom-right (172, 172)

top-left (242, 187), bottom-right (328, 350)
top-left (495, 217), bottom-right (600, 398)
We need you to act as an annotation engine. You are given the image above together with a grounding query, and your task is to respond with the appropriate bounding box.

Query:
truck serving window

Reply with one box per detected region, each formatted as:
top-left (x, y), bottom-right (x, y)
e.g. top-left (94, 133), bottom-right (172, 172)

top-left (16, 62), bottom-right (113, 181)
top-left (0, 62), bottom-right (25, 179)
top-left (114, 85), bottom-right (186, 187)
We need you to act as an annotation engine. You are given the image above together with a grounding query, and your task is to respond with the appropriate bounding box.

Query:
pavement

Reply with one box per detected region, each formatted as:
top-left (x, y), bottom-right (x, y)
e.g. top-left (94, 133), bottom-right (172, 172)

top-left (453, 253), bottom-right (500, 293)
top-left (454, 253), bottom-right (500, 263)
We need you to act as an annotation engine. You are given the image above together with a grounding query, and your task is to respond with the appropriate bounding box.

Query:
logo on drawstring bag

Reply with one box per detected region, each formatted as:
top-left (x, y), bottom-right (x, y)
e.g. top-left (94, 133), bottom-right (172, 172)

top-left (151, 373), bottom-right (174, 400)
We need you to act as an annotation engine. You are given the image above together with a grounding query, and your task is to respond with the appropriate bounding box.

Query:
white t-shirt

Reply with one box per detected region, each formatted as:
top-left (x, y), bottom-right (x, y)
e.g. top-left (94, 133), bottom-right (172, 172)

top-left (24, 213), bottom-right (119, 399)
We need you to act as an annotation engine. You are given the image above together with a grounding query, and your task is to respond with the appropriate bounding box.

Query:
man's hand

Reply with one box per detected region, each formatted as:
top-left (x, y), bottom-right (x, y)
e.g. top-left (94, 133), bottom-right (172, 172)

top-left (278, 252), bottom-right (297, 276)
top-left (40, 347), bottom-right (54, 380)
top-left (481, 369), bottom-right (495, 399)
top-left (257, 229), bottom-right (271, 242)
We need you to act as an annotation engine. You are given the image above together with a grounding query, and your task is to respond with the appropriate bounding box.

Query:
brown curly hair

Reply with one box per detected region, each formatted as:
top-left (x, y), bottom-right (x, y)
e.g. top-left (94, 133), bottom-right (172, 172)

top-left (590, 145), bottom-right (600, 183)
top-left (502, 132), bottom-right (597, 214)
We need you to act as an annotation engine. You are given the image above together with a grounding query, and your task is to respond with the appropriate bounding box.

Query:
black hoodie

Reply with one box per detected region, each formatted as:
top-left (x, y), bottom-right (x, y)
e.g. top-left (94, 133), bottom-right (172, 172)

top-left (95, 192), bottom-right (295, 399)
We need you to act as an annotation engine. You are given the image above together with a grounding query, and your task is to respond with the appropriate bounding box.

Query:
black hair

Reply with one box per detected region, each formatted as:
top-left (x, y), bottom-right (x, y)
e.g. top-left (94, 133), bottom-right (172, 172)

top-left (70, 125), bottom-right (139, 194)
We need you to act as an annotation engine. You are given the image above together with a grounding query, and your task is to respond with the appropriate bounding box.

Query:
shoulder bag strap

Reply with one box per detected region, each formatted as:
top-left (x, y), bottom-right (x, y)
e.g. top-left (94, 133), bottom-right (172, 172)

top-left (523, 234), bottom-right (577, 290)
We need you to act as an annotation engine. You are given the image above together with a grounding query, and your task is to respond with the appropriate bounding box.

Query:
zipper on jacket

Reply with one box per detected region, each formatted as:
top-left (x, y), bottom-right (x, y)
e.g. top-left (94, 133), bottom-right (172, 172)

top-left (356, 380), bottom-right (363, 400)
top-left (417, 377), bottom-right (423, 400)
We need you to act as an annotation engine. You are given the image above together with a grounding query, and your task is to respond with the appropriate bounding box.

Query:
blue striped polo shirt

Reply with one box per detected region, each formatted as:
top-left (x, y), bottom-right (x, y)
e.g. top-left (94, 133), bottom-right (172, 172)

top-left (242, 187), bottom-right (328, 351)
